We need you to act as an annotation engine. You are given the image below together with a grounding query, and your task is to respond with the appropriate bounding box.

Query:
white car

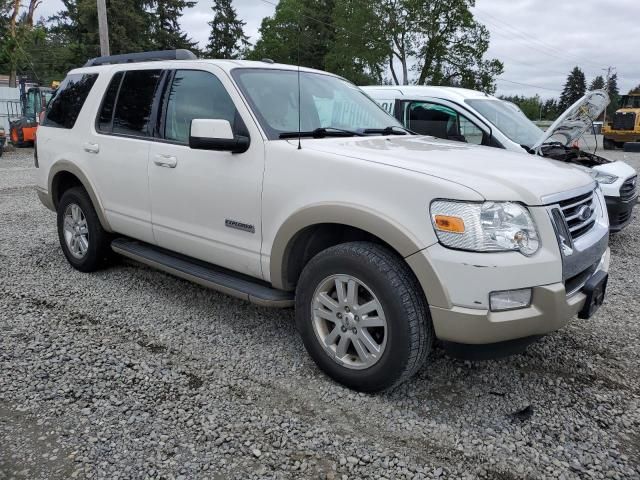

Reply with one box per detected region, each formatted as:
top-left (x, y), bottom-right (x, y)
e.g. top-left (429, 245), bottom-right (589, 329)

top-left (36, 50), bottom-right (609, 391)
top-left (363, 86), bottom-right (637, 232)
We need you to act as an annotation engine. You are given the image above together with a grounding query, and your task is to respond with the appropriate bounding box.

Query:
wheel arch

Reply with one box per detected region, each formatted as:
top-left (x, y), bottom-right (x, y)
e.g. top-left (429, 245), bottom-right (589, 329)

top-left (269, 204), bottom-right (448, 307)
top-left (49, 161), bottom-right (112, 232)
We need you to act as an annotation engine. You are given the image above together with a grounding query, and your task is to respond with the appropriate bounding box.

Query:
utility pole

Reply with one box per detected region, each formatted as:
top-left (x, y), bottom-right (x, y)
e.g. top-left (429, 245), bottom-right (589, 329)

top-left (97, 0), bottom-right (110, 56)
top-left (602, 66), bottom-right (616, 126)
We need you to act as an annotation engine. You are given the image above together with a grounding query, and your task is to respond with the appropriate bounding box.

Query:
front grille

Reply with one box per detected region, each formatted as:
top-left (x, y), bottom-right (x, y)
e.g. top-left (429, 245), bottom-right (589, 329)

top-left (620, 175), bottom-right (637, 201)
top-left (558, 191), bottom-right (596, 240)
top-left (618, 210), bottom-right (632, 225)
top-left (612, 112), bottom-right (636, 130)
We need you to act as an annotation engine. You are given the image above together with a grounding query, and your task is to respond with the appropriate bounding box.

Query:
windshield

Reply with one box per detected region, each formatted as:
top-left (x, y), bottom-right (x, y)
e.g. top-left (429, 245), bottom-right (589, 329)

top-left (465, 99), bottom-right (543, 148)
top-left (232, 68), bottom-right (402, 139)
top-left (621, 95), bottom-right (640, 108)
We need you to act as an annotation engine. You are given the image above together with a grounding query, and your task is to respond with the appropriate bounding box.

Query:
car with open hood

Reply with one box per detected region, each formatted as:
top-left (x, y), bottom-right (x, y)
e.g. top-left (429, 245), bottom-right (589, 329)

top-left (363, 86), bottom-right (638, 232)
top-left (35, 51), bottom-right (609, 391)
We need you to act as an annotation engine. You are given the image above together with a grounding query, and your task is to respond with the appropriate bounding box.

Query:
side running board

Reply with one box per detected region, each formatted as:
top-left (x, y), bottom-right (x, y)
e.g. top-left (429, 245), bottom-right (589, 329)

top-left (111, 238), bottom-right (294, 308)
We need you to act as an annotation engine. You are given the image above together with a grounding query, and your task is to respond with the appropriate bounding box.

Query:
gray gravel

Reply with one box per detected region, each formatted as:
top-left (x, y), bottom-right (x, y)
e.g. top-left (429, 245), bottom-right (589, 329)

top-left (1, 145), bottom-right (639, 480)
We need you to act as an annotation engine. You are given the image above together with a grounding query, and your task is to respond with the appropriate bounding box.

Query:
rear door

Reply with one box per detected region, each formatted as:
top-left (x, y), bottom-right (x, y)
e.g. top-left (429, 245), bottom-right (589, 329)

top-left (147, 66), bottom-right (265, 279)
top-left (89, 68), bottom-right (165, 243)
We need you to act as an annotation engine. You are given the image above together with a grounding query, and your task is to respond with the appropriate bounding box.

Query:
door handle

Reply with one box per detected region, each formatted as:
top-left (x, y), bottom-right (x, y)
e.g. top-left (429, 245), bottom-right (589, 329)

top-left (153, 154), bottom-right (178, 168)
top-left (83, 142), bottom-right (100, 154)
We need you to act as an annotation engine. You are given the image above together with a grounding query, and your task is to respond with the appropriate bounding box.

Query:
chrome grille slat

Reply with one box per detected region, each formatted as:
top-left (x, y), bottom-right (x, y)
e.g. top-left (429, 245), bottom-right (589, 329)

top-left (558, 189), bottom-right (597, 241)
top-left (560, 194), bottom-right (594, 211)
top-left (565, 206), bottom-right (594, 222)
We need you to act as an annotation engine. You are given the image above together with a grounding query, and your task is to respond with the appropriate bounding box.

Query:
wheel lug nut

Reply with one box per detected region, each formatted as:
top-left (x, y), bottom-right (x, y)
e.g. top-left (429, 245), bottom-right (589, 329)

top-left (354, 315), bottom-right (359, 321)
top-left (352, 328), bottom-right (357, 334)
top-left (336, 313), bottom-right (342, 319)
top-left (345, 306), bottom-right (350, 312)
top-left (341, 327), bottom-right (347, 332)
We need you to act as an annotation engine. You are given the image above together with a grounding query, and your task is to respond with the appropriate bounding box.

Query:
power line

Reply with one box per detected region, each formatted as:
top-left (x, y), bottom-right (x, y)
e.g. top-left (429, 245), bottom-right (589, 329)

top-left (473, 9), bottom-right (606, 72)
top-left (496, 78), bottom-right (562, 93)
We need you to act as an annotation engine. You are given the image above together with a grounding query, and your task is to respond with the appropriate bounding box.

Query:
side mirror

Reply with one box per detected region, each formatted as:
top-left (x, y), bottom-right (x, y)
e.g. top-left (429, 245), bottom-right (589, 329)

top-left (189, 119), bottom-right (250, 154)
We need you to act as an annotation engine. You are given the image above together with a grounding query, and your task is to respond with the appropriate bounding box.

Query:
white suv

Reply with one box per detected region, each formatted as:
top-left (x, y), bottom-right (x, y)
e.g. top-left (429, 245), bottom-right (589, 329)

top-left (36, 50), bottom-right (610, 391)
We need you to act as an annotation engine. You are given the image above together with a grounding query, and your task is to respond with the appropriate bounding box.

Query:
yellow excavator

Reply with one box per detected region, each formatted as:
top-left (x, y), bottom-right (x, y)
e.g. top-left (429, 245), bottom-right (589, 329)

top-left (602, 93), bottom-right (640, 149)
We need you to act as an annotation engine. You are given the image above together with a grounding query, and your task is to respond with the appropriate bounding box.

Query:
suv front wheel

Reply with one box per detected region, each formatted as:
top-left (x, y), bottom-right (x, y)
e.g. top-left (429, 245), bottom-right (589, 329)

top-left (296, 242), bottom-right (433, 392)
top-left (57, 187), bottom-right (111, 272)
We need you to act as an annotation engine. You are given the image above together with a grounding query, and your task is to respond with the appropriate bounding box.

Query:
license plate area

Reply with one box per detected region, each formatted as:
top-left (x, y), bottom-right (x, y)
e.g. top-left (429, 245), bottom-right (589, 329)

top-left (578, 271), bottom-right (608, 319)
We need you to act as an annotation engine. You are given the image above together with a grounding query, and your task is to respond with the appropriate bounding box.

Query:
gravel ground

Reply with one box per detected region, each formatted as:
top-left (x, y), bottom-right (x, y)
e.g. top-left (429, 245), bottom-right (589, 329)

top-left (1, 143), bottom-right (639, 480)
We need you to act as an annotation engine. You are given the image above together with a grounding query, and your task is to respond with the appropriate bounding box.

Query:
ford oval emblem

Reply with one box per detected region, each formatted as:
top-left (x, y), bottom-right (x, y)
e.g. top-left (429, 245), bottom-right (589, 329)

top-left (578, 205), bottom-right (591, 222)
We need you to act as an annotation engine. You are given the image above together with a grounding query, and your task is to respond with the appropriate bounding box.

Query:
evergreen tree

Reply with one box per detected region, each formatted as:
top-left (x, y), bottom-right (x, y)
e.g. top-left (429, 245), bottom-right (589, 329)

top-left (630, 84), bottom-right (640, 95)
top-left (589, 75), bottom-right (605, 91)
top-left (206, 0), bottom-right (250, 59)
top-left (606, 73), bottom-right (620, 118)
top-left (51, 0), bottom-right (155, 67)
top-left (559, 67), bottom-right (586, 110)
top-left (151, 0), bottom-right (197, 51)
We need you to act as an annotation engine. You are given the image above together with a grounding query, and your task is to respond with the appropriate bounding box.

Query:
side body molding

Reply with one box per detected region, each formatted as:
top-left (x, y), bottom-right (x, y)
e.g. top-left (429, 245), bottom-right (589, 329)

top-left (46, 160), bottom-right (113, 232)
top-left (268, 203), bottom-right (450, 307)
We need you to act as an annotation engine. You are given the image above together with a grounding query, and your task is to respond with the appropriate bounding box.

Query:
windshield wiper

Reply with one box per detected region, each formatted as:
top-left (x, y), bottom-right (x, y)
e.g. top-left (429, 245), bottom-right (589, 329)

top-left (279, 127), bottom-right (364, 139)
top-left (363, 126), bottom-right (411, 136)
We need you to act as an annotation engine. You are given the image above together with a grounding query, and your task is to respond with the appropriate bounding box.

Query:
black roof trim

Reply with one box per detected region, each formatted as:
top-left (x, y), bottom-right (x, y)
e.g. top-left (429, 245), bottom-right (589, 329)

top-left (84, 49), bottom-right (197, 67)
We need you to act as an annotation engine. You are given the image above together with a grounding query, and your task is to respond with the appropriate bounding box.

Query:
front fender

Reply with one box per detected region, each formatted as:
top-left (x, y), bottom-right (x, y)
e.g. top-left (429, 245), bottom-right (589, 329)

top-left (268, 202), bottom-right (449, 307)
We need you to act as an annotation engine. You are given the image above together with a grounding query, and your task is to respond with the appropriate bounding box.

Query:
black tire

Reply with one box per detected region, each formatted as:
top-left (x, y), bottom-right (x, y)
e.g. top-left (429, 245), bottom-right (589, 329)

top-left (295, 241), bottom-right (433, 392)
top-left (603, 138), bottom-right (615, 150)
top-left (57, 187), bottom-right (111, 272)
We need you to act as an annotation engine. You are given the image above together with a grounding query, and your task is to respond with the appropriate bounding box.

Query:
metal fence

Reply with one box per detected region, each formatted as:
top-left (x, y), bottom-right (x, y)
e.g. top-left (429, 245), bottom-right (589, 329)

top-left (0, 86), bottom-right (21, 132)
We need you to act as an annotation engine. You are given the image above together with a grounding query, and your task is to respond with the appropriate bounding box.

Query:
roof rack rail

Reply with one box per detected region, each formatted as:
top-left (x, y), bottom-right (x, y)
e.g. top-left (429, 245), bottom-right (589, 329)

top-left (84, 49), bottom-right (197, 67)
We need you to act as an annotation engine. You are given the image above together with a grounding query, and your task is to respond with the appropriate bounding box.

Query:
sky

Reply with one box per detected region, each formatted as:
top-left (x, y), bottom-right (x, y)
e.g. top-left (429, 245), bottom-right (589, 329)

top-left (35, 0), bottom-right (640, 99)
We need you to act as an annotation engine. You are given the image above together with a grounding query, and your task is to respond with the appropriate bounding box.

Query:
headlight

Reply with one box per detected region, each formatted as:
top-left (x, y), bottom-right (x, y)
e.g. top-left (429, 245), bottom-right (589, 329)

top-left (430, 200), bottom-right (540, 256)
top-left (591, 170), bottom-right (618, 184)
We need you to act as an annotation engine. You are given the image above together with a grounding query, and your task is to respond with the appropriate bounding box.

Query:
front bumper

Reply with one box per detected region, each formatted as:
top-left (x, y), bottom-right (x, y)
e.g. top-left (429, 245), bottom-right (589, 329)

top-left (605, 194), bottom-right (637, 232)
top-left (430, 279), bottom-right (596, 344)
top-left (407, 240), bottom-right (609, 345)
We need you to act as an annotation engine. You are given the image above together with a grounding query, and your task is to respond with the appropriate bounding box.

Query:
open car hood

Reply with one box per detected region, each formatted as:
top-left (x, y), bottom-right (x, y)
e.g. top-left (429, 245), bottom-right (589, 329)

top-left (532, 90), bottom-right (609, 151)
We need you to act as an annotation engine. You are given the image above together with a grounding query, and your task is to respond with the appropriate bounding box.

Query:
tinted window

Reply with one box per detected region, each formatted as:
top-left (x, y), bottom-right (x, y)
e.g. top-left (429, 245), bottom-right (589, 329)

top-left (97, 71), bottom-right (124, 132)
top-left (42, 74), bottom-right (98, 129)
top-left (406, 101), bottom-right (484, 145)
top-left (164, 70), bottom-right (237, 143)
top-left (112, 70), bottom-right (162, 136)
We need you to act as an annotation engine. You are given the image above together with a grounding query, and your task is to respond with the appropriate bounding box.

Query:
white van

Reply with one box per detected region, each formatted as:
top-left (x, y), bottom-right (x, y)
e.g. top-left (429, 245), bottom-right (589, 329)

top-left (363, 86), bottom-right (637, 232)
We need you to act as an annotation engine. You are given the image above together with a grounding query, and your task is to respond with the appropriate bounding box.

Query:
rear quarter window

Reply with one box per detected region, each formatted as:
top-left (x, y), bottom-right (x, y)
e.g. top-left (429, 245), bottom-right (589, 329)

top-left (42, 73), bottom-right (99, 129)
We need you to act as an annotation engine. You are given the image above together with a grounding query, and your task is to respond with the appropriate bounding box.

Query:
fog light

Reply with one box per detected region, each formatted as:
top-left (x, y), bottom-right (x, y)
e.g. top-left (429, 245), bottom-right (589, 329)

top-left (490, 288), bottom-right (532, 311)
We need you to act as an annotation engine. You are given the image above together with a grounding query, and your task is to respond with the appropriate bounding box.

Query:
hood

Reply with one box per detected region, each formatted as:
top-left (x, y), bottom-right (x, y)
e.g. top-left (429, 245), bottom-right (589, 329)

top-left (532, 90), bottom-right (609, 151)
top-left (297, 136), bottom-right (595, 205)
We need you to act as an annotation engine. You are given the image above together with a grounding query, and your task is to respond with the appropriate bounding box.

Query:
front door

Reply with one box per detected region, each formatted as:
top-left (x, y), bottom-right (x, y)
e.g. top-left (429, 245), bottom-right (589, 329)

top-left (148, 67), bottom-right (264, 279)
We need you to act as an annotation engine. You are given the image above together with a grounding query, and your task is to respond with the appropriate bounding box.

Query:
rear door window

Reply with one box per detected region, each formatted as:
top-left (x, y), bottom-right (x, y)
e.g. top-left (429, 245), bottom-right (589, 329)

top-left (112, 70), bottom-right (162, 137)
top-left (96, 71), bottom-right (124, 132)
top-left (42, 73), bottom-right (98, 129)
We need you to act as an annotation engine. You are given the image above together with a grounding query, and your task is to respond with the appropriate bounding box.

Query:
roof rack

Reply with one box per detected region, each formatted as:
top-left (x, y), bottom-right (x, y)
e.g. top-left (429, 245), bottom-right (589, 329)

top-left (84, 49), bottom-right (197, 67)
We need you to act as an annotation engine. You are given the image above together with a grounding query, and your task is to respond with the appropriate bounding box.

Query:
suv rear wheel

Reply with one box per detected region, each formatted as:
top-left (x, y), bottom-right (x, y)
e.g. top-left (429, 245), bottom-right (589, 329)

top-left (57, 187), bottom-right (111, 272)
top-left (295, 242), bottom-right (433, 392)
